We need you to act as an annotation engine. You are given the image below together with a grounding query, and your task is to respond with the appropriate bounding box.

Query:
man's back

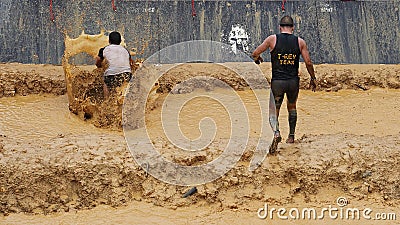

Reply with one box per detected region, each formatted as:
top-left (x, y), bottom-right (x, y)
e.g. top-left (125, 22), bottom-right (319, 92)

top-left (101, 44), bottom-right (131, 76)
top-left (270, 33), bottom-right (301, 80)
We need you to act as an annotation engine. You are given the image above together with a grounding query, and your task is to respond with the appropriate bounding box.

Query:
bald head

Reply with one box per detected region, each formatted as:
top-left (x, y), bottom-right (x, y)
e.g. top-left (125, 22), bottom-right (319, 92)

top-left (280, 16), bottom-right (294, 27)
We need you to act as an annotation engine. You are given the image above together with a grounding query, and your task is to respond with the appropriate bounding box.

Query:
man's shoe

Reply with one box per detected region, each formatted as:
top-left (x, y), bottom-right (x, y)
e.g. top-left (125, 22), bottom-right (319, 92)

top-left (269, 131), bottom-right (282, 154)
top-left (286, 134), bottom-right (295, 144)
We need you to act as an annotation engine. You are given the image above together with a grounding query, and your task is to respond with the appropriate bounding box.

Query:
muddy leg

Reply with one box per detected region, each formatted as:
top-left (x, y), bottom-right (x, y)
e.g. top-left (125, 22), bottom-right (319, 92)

top-left (287, 102), bottom-right (297, 143)
top-left (103, 83), bottom-right (110, 98)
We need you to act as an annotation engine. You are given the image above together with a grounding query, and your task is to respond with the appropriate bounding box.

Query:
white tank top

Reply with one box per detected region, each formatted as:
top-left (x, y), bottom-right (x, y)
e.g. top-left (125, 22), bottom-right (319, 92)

top-left (103, 44), bottom-right (131, 76)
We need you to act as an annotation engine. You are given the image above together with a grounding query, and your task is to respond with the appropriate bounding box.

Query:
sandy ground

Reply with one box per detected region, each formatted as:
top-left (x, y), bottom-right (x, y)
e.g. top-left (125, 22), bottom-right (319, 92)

top-left (0, 63), bottom-right (399, 224)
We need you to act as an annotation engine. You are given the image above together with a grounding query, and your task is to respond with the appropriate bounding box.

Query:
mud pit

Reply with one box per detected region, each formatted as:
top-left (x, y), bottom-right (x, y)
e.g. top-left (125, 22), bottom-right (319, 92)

top-left (0, 63), bottom-right (399, 224)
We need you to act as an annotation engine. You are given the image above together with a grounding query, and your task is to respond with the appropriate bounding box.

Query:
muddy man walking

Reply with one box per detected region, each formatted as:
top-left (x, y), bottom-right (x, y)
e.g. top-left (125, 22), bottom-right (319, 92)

top-left (252, 16), bottom-right (317, 153)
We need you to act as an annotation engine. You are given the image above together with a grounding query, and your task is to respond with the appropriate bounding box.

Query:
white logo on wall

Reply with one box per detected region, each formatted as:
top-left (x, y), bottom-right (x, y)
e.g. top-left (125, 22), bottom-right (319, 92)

top-left (320, 3), bottom-right (334, 13)
top-left (229, 25), bottom-right (249, 54)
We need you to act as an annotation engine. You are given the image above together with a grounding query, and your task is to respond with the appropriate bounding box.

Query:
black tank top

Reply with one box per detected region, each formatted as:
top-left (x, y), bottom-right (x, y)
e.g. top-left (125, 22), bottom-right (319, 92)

top-left (270, 33), bottom-right (301, 80)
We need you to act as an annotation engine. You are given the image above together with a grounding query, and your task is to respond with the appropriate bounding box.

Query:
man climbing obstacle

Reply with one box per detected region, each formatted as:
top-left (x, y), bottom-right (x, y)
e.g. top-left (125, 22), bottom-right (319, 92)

top-left (252, 16), bottom-right (317, 152)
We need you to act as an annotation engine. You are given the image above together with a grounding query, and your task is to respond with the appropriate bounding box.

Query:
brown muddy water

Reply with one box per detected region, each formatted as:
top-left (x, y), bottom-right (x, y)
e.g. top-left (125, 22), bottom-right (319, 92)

top-left (0, 88), bottom-right (399, 224)
top-left (1, 88), bottom-right (398, 141)
top-left (0, 95), bottom-right (107, 140)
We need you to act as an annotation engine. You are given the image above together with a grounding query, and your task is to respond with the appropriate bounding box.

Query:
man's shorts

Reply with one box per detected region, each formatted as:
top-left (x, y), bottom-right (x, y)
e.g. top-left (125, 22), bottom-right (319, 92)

top-left (271, 78), bottom-right (299, 108)
top-left (104, 72), bottom-right (132, 89)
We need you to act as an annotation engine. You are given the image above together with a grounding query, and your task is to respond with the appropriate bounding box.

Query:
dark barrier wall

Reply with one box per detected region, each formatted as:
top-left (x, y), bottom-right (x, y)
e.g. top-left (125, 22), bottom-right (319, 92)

top-left (0, 0), bottom-right (399, 64)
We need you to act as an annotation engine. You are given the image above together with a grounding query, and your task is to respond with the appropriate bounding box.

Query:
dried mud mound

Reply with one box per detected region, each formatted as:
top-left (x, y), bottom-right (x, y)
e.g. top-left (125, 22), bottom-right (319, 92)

top-left (0, 63), bottom-right (65, 97)
top-left (157, 63), bottom-right (253, 93)
top-left (298, 64), bottom-right (400, 91)
top-left (0, 133), bottom-right (399, 214)
top-left (0, 63), bottom-right (399, 99)
top-left (145, 63), bottom-right (400, 94)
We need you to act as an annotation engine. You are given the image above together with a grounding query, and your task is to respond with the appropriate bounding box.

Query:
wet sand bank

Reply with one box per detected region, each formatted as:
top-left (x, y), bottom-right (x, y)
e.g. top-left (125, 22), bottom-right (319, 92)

top-left (1, 63), bottom-right (399, 99)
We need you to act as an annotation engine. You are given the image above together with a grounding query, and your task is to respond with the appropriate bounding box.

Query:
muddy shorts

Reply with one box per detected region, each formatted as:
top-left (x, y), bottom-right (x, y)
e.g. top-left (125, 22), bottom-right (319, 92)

top-left (104, 72), bottom-right (132, 89)
top-left (271, 78), bottom-right (299, 109)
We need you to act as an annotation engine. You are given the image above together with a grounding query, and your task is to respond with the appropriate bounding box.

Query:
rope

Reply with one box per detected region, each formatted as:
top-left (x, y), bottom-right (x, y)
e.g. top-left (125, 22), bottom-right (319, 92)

top-left (50, 0), bottom-right (55, 22)
top-left (281, 0), bottom-right (287, 12)
top-left (191, 0), bottom-right (196, 41)
top-left (112, 0), bottom-right (117, 11)
top-left (191, 0), bottom-right (196, 17)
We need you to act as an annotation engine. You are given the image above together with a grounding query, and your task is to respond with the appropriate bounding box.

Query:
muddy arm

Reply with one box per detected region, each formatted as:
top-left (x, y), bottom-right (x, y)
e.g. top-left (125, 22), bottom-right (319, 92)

top-left (96, 56), bottom-right (103, 68)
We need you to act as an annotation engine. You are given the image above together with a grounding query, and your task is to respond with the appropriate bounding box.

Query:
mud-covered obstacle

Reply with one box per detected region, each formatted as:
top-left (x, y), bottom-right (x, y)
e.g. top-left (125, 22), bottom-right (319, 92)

top-left (62, 31), bottom-right (141, 129)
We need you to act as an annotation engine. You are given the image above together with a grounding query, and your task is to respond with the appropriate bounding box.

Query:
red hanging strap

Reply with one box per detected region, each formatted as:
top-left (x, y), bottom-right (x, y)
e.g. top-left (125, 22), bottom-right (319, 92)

top-left (191, 0), bottom-right (196, 17)
top-left (281, 0), bottom-right (287, 12)
top-left (112, 0), bottom-right (117, 11)
top-left (50, 0), bottom-right (55, 21)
